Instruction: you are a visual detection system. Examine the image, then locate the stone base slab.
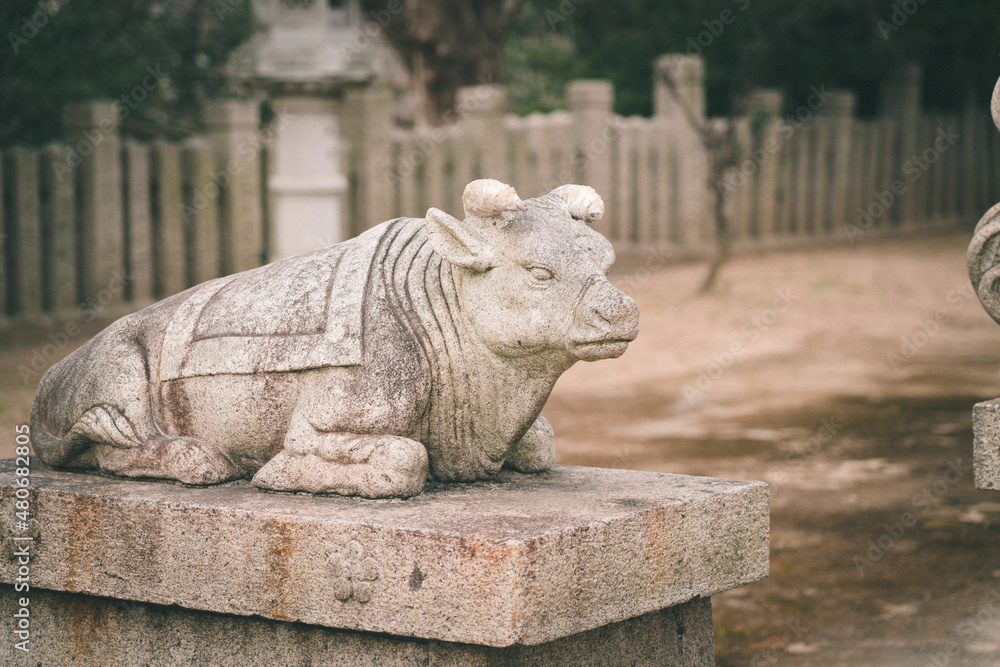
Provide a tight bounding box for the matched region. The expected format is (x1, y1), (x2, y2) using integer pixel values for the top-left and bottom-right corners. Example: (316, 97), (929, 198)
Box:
(0, 586), (713, 666)
(0, 461), (768, 648)
(973, 398), (1000, 490)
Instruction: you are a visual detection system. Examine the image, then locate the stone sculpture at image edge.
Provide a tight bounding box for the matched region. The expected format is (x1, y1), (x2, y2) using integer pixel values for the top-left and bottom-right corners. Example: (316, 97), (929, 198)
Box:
(30, 179), (639, 499)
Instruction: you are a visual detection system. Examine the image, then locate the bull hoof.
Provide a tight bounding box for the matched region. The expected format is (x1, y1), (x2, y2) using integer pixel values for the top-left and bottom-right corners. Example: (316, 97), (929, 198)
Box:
(253, 435), (429, 498)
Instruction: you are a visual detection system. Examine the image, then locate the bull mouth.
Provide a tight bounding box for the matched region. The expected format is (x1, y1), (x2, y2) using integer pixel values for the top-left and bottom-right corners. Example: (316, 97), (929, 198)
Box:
(570, 331), (637, 360)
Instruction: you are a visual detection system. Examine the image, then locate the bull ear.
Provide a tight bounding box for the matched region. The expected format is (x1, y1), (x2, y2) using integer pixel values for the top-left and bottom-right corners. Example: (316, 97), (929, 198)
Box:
(425, 208), (501, 272)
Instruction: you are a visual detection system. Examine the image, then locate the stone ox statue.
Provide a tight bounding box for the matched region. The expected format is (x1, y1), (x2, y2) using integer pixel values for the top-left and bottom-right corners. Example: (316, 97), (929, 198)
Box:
(31, 179), (639, 498)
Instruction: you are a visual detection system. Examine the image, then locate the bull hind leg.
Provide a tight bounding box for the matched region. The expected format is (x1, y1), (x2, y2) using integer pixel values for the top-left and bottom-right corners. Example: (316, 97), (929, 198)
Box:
(253, 430), (429, 499)
(93, 435), (243, 486)
(42, 403), (241, 485)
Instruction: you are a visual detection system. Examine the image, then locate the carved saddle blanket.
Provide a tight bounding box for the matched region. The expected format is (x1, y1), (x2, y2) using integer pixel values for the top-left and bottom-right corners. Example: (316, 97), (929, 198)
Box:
(159, 220), (402, 381)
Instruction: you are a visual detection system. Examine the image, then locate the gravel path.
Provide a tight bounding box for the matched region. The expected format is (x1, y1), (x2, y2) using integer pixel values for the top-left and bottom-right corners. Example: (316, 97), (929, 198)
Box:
(545, 231), (1000, 666)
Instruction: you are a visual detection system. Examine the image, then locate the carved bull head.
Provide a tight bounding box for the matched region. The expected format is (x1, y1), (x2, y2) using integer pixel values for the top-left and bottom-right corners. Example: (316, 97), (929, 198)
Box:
(424, 179), (639, 365)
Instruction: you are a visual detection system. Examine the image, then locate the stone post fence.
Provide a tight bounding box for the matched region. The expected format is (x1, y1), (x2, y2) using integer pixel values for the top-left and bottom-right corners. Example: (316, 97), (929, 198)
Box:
(0, 55), (997, 324)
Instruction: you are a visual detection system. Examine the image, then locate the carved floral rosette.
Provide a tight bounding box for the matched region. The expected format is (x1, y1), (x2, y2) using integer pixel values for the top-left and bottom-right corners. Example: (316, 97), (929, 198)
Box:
(967, 77), (1000, 324)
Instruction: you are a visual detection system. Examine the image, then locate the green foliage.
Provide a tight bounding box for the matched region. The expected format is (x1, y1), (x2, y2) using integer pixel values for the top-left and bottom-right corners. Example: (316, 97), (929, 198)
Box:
(503, 0), (1000, 118)
(502, 3), (581, 115)
(0, 0), (253, 146)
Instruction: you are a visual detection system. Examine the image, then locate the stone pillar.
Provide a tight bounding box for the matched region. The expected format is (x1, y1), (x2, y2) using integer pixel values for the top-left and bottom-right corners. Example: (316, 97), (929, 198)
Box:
(63, 102), (124, 304)
(5, 148), (42, 317)
(0, 462), (769, 665)
(265, 95), (348, 259)
(150, 141), (185, 297)
(880, 64), (922, 228)
(746, 90), (784, 241)
(122, 140), (154, 304)
(818, 92), (857, 236)
(457, 84), (508, 183)
(203, 100), (265, 271)
(654, 55), (711, 248)
(182, 137), (223, 285)
(342, 82), (394, 234)
(40, 144), (78, 313)
(567, 80), (615, 240)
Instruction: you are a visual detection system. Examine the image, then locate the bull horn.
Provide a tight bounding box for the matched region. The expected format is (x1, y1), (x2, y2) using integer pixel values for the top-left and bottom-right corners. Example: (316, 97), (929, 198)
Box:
(551, 184), (604, 224)
(463, 179), (523, 219)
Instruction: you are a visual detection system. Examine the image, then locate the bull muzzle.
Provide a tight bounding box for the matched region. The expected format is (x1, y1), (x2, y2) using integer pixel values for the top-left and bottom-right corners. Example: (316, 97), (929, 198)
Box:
(568, 278), (640, 361)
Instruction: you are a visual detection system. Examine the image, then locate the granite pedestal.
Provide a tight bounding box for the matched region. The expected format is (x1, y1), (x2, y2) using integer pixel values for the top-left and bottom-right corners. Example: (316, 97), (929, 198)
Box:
(0, 461), (768, 665)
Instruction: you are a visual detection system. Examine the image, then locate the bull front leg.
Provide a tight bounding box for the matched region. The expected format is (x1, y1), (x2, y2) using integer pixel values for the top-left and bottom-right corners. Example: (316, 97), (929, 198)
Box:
(503, 416), (555, 473)
(252, 416), (429, 498)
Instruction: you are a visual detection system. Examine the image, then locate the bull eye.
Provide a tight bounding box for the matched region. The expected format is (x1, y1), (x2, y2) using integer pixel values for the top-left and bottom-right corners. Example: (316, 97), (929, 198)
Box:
(528, 266), (555, 283)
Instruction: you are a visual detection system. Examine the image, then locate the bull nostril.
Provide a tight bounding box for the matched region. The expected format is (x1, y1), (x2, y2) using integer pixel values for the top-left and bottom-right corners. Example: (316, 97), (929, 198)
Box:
(591, 306), (613, 326)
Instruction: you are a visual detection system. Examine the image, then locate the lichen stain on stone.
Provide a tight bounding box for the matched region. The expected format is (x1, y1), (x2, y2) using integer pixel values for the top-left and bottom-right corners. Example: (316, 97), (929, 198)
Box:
(642, 508), (677, 595)
(66, 590), (114, 664)
(120, 503), (164, 586)
(161, 379), (194, 436)
(63, 495), (104, 593)
(408, 562), (424, 590)
(265, 517), (294, 621)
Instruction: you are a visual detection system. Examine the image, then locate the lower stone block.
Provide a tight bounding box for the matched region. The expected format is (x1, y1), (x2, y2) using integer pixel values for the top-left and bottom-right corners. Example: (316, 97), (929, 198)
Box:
(0, 586), (713, 666)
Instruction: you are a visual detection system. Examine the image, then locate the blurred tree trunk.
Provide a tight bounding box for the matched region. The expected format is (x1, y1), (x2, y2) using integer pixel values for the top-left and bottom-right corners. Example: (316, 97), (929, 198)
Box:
(359, 0), (523, 125)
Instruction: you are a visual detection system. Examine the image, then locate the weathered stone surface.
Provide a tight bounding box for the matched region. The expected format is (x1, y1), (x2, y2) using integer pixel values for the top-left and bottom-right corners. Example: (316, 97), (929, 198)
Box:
(973, 399), (1000, 490)
(0, 587), (713, 666)
(0, 461), (768, 647)
(29, 180), (639, 499)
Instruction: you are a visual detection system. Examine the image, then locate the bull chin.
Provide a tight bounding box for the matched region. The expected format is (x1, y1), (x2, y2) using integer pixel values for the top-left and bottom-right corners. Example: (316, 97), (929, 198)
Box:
(571, 339), (632, 361)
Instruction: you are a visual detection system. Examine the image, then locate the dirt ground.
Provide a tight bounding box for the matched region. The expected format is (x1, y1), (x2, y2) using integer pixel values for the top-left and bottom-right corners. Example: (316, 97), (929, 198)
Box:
(2, 231), (1000, 665)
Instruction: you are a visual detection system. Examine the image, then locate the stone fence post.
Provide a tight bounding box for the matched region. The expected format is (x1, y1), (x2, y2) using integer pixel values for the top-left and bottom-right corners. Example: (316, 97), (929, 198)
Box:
(457, 84), (508, 183)
(817, 91), (858, 236)
(204, 100), (265, 271)
(654, 55), (711, 248)
(746, 89), (784, 241)
(568, 80), (615, 240)
(342, 82), (394, 235)
(880, 64), (922, 229)
(63, 102), (124, 305)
